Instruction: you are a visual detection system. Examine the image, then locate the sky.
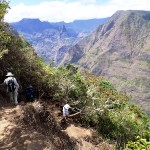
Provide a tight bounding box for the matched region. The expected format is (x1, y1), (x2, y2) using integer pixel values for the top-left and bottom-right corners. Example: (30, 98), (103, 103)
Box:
(4, 0), (150, 23)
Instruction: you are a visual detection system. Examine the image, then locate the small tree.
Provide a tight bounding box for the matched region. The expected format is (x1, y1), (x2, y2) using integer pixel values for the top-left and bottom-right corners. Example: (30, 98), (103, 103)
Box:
(0, 0), (9, 21)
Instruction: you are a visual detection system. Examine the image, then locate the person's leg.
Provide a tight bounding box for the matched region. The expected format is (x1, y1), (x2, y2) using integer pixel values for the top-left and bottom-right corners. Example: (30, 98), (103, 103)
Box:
(9, 92), (13, 102)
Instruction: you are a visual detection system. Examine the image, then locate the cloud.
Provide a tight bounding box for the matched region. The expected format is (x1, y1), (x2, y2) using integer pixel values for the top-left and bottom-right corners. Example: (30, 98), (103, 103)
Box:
(4, 0), (150, 23)
(79, 0), (97, 4)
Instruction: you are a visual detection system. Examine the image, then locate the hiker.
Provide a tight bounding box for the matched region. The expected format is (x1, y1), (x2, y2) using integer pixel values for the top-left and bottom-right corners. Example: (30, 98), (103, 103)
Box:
(62, 103), (81, 126)
(63, 104), (71, 118)
(25, 85), (35, 102)
(3, 72), (19, 105)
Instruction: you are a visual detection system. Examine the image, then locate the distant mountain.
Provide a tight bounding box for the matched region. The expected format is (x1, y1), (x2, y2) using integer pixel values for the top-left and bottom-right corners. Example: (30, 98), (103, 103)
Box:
(11, 18), (55, 33)
(11, 18), (108, 34)
(11, 18), (108, 64)
(61, 10), (150, 115)
(64, 18), (109, 32)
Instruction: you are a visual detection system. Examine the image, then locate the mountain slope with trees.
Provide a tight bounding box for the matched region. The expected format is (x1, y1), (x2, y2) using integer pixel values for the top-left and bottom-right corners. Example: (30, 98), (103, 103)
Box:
(0, 1), (150, 149)
(61, 10), (150, 116)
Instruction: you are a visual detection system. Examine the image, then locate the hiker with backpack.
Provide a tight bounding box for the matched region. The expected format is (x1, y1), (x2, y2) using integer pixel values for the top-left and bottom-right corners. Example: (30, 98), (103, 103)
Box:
(3, 72), (19, 105)
(25, 85), (35, 102)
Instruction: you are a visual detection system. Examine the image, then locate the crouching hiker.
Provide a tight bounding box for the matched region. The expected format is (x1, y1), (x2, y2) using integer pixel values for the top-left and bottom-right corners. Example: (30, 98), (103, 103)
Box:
(63, 104), (71, 118)
(62, 104), (81, 127)
(3, 72), (19, 105)
(61, 104), (72, 127)
(63, 104), (81, 118)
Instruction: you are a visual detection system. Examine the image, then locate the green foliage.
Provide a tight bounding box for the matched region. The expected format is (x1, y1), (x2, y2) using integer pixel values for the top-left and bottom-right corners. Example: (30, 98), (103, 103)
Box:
(0, 25), (11, 58)
(125, 136), (150, 150)
(50, 65), (88, 103)
(72, 72), (150, 147)
(99, 80), (117, 92)
(0, 0), (9, 21)
(0, 15), (55, 98)
(0, 10), (150, 150)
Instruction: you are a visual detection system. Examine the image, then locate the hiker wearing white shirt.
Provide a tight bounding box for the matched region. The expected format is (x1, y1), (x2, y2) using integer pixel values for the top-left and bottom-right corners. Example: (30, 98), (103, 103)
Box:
(63, 104), (71, 117)
(4, 72), (19, 105)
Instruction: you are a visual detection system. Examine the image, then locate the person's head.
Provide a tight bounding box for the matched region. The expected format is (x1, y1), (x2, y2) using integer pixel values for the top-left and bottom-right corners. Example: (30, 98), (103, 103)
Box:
(64, 104), (71, 110)
(6, 72), (14, 77)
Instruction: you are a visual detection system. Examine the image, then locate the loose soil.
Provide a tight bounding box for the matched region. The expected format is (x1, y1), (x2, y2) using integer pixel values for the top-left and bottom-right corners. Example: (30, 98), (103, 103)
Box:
(0, 102), (114, 150)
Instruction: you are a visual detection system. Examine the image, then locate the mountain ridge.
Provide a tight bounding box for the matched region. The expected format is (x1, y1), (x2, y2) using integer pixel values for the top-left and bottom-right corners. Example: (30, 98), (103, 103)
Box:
(1, 1), (150, 148)
(61, 10), (150, 115)
(11, 17), (108, 64)
(11, 18), (109, 33)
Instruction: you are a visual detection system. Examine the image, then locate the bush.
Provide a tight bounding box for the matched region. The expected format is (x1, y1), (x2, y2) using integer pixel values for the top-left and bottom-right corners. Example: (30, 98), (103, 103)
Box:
(125, 136), (150, 150)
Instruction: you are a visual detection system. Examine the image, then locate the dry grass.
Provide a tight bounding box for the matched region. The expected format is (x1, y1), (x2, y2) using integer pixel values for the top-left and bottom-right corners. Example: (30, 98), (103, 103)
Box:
(15, 101), (78, 150)
(0, 100), (115, 150)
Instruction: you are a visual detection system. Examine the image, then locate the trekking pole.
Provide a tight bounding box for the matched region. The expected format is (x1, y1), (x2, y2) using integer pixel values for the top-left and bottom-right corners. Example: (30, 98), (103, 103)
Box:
(68, 111), (81, 117)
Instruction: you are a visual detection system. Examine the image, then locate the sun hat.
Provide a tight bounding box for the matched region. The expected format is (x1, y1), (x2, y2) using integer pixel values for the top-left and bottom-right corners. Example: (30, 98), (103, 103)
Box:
(64, 104), (71, 109)
(6, 72), (14, 77)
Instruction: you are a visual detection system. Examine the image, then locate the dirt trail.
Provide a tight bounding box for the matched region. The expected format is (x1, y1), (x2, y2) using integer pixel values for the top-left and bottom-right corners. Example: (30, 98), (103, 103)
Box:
(0, 105), (56, 150)
(0, 103), (114, 150)
(64, 124), (98, 150)
(52, 105), (114, 150)
(0, 106), (17, 142)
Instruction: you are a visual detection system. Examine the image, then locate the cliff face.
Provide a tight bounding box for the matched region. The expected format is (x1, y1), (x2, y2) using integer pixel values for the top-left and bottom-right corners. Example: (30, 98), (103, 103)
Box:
(61, 10), (150, 115)
(11, 18), (108, 64)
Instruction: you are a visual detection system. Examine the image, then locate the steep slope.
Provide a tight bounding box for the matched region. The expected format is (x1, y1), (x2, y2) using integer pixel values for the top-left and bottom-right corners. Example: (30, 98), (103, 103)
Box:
(0, 102), (76, 150)
(1, 2), (150, 149)
(11, 19), (76, 64)
(61, 10), (150, 115)
(0, 17), (114, 150)
(11, 18), (108, 64)
(0, 101), (115, 150)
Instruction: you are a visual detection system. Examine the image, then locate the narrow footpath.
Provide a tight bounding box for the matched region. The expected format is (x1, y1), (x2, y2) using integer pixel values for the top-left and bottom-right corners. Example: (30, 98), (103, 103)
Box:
(0, 102), (114, 150)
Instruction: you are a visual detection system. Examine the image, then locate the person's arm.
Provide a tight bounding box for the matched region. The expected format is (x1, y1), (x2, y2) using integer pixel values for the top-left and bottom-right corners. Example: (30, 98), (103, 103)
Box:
(2, 78), (8, 86)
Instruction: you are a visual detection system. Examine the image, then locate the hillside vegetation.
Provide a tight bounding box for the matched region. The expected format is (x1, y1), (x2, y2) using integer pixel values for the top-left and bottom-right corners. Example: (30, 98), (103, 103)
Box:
(61, 10), (150, 116)
(0, 1), (150, 149)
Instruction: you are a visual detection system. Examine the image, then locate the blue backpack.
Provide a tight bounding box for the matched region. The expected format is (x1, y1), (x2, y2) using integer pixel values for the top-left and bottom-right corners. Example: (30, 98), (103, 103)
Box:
(26, 86), (35, 101)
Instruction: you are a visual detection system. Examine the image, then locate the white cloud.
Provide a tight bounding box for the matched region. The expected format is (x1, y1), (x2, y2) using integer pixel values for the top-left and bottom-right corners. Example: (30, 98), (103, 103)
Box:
(79, 0), (97, 4)
(4, 0), (150, 23)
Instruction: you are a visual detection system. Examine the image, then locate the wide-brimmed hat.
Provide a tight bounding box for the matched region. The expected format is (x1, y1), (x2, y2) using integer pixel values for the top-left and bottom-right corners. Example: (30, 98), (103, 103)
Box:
(6, 72), (14, 77)
(64, 104), (71, 109)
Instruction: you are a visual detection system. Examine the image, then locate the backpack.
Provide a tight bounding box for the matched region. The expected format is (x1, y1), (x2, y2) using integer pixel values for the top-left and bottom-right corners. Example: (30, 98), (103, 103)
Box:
(7, 78), (16, 92)
(26, 86), (35, 101)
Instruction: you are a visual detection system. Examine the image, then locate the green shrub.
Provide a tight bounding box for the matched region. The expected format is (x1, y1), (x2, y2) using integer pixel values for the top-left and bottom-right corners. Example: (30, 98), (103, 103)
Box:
(125, 136), (150, 150)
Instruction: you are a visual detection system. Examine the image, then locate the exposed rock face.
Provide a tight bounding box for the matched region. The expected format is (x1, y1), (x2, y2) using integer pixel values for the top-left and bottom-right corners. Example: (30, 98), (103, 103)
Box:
(11, 18), (108, 64)
(61, 10), (150, 115)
